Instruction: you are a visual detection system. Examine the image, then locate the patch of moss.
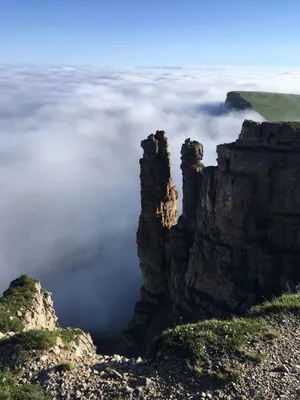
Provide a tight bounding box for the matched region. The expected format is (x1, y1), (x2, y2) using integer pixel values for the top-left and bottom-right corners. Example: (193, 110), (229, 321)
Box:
(0, 328), (84, 369)
(196, 161), (204, 169)
(9, 330), (58, 351)
(161, 318), (263, 362)
(215, 366), (243, 383)
(0, 275), (39, 333)
(4, 328), (84, 352)
(53, 361), (74, 373)
(59, 328), (83, 346)
(190, 140), (201, 146)
(0, 368), (51, 400)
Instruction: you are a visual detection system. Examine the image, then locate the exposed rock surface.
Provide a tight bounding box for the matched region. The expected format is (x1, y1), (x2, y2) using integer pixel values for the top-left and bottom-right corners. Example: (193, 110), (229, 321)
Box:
(137, 130), (178, 296)
(1, 276), (299, 399)
(0, 275), (58, 333)
(2, 117), (300, 399)
(185, 120), (300, 316)
(224, 91), (253, 111)
(125, 120), (300, 356)
(123, 131), (178, 356)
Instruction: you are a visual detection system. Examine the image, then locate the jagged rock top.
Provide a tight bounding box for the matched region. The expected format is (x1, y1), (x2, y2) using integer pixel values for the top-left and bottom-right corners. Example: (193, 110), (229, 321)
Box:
(0, 275), (58, 334)
(181, 138), (203, 170)
(236, 120), (300, 150)
(141, 130), (168, 157)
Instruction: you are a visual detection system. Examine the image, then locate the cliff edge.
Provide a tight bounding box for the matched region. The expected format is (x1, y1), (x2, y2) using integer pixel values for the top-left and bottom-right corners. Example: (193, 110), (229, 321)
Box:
(124, 120), (300, 357)
(224, 91), (253, 111)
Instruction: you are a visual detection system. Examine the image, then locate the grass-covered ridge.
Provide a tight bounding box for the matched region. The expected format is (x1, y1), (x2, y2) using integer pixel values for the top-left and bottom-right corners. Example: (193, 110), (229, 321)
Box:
(250, 293), (300, 316)
(230, 91), (300, 121)
(0, 275), (39, 333)
(155, 293), (300, 382)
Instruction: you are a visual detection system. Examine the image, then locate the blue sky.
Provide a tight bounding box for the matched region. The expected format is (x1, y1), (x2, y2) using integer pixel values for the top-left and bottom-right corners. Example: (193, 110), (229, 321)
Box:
(0, 0), (299, 67)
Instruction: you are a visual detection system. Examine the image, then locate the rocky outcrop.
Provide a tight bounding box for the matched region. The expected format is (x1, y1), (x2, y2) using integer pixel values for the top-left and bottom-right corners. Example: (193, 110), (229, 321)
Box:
(0, 275), (95, 357)
(122, 132), (178, 356)
(125, 120), (300, 356)
(0, 275), (58, 333)
(183, 120), (300, 318)
(0, 276), (163, 400)
(137, 131), (178, 296)
(224, 91), (253, 111)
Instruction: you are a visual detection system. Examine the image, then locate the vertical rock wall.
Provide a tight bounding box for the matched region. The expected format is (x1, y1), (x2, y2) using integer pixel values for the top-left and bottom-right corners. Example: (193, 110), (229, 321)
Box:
(137, 131), (178, 296)
(124, 120), (300, 356)
(123, 131), (178, 356)
(185, 120), (300, 314)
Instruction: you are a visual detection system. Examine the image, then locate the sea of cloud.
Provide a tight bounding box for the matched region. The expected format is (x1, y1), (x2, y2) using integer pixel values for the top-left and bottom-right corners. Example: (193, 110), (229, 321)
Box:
(0, 65), (300, 339)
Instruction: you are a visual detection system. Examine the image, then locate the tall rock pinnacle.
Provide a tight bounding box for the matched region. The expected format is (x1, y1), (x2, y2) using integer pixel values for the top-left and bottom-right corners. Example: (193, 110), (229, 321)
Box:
(137, 131), (178, 296)
(181, 138), (204, 241)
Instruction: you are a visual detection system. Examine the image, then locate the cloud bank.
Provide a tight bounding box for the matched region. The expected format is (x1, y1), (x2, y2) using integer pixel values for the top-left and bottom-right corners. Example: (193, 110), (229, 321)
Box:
(0, 65), (299, 339)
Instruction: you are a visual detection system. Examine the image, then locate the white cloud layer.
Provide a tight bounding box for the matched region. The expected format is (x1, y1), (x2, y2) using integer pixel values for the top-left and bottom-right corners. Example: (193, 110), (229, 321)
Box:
(0, 65), (300, 338)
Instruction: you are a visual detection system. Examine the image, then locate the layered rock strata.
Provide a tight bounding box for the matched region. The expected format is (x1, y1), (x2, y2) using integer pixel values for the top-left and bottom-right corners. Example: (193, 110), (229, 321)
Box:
(125, 120), (300, 356)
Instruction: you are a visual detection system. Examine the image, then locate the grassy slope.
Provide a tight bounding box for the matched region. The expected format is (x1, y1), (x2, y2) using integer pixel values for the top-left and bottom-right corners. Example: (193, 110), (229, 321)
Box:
(234, 91), (300, 121)
(155, 293), (300, 382)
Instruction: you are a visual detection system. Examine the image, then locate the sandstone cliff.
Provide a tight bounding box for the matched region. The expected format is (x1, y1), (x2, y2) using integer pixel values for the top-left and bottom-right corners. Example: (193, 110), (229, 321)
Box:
(124, 121), (300, 356)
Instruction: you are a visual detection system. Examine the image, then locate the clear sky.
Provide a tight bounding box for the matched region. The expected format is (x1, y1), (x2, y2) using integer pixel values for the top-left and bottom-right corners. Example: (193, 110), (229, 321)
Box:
(0, 0), (299, 67)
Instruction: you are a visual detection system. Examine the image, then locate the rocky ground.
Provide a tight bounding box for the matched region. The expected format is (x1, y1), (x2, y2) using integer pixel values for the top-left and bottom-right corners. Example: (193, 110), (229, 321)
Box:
(0, 312), (296, 400)
(0, 276), (299, 400)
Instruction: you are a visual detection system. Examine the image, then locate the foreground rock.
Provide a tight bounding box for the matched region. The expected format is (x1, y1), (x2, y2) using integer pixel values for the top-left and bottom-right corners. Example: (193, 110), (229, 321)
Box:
(0, 275), (58, 334)
(0, 276), (299, 399)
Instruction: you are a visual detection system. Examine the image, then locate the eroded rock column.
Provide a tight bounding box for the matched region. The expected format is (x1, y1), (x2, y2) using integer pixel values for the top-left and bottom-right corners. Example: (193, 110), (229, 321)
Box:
(137, 131), (178, 295)
(167, 139), (204, 317)
(181, 138), (204, 240)
(122, 131), (178, 356)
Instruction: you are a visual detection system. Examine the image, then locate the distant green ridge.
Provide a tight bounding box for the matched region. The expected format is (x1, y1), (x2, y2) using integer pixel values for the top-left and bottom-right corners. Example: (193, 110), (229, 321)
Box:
(225, 91), (300, 121)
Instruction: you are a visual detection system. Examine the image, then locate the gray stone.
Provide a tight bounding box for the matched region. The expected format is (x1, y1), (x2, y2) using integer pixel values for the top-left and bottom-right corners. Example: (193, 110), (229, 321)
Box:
(126, 120), (300, 353)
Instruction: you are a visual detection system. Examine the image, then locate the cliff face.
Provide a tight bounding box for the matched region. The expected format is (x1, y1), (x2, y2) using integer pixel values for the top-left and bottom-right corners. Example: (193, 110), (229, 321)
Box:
(137, 131), (178, 297)
(224, 91), (253, 111)
(124, 121), (300, 356)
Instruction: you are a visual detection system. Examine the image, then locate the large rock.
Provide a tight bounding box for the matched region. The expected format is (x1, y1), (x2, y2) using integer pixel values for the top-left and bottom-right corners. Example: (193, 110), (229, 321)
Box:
(137, 130), (178, 296)
(0, 275), (97, 364)
(126, 120), (300, 355)
(185, 120), (300, 315)
(122, 131), (178, 356)
(0, 275), (58, 333)
(224, 91), (253, 111)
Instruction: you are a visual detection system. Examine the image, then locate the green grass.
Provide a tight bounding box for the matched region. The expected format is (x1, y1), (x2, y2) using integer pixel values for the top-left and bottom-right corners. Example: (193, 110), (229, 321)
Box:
(1, 328), (84, 351)
(59, 328), (83, 346)
(161, 318), (264, 362)
(156, 293), (300, 382)
(249, 293), (300, 316)
(53, 361), (74, 373)
(0, 275), (39, 333)
(8, 330), (58, 351)
(158, 317), (268, 382)
(0, 328), (84, 368)
(0, 368), (51, 400)
(232, 91), (300, 121)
